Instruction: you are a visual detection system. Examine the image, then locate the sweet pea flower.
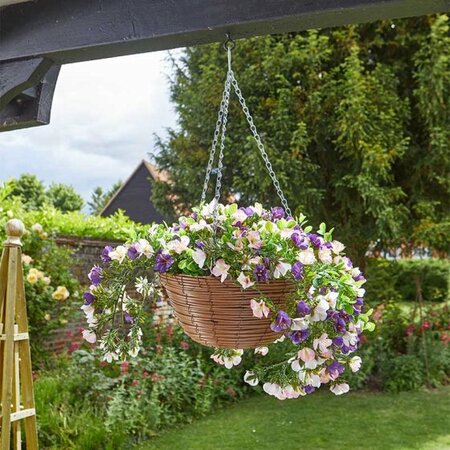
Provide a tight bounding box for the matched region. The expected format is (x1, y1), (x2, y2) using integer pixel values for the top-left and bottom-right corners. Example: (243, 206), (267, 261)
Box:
(109, 246), (128, 264)
(287, 329), (310, 345)
(270, 310), (291, 332)
(330, 383), (350, 395)
(291, 317), (309, 331)
(83, 291), (95, 305)
(349, 356), (362, 372)
(247, 230), (263, 249)
(227, 238), (244, 251)
(312, 298), (330, 322)
(154, 252), (174, 273)
(298, 347), (315, 363)
(271, 207), (285, 220)
(233, 208), (248, 224)
(190, 219), (209, 232)
(250, 299), (270, 318)
(136, 239), (154, 257)
(82, 329), (96, 344)
(291, 261), (304, 280)
(223, 350), (243, 369)
(273, 261), (291, 279)
(212, 259), (230, 282)
(296, 300), (310, 317)
(237, 271), (255, 289)
(291, 233), (309, 250)
(318, 248), (333, 264)
(326, 361), (345, 379)
(297, 248), (316, 265)
(306, 373), (322, 388)
(167, 235), (190, 254)
(342, 331), (358, 347)
(244, 371), (259, 386)
(88, 265), (102, 286)
(254, 264), (268, 282)
(313, 333), (333, 354)
(192, 248), (207, 268)
(331, 240), (345, 254)
(324, 291), (339, 309)
(254, 346), (269, 356)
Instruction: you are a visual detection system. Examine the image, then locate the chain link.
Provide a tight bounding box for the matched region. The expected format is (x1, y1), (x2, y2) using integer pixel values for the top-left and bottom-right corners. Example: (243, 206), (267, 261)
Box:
(201, 41), (292, 218)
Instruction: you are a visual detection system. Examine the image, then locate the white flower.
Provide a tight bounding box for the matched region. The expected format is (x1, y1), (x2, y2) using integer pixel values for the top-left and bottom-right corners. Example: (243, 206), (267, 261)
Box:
(192, 249), (207, 268)
(81, 304), (95, 318)
(201, 200), (218, 217)
(280, 228), (296, 239)
(190, 219), (209, 232)
(306, 373), (322, 388)
(247, 230), (262, 249)
(224, 351), (243, 369)
(274, 335), (286, 344)
(330, 383), (350, 395)
(298, 347), (316, 363)
(82, 329), (96, 344)
(331, 240), (345, 254)
(233, 209), (248, 224)
(103, 351), (120, 364)
(250, 299), (270, 318)
(263, 382), (282, 398)
(31, 223), (43, 233)
(167, 235), (190, 254)
(21, 254), (33, 265)
(273, 261), (292, 279)
(137, 239), (154, 257)
(357, 288), (366, 297)
(237, 272), (255, 289)
(211, 259), (230, 282)
(324, 291), (339, 309)
(297, 248), (316, 265)
(291, 359), (303, 373)
(318, 248), (333, 264)
(244, 371), (259, 386)
(313, 333), (332, 354)
(109, 245), (128, 263)
(343, 331), (358, 347)
(252, 203), (264, 216)
(349, 356), (362, 372)
(291, 317), (309, 331)
(254, 346), (268, 356)
(128, 346), (140, 358)
(312, 298), (330, 322)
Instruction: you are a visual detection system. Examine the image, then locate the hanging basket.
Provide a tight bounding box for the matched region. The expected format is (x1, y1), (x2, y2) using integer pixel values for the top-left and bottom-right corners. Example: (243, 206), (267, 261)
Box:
(159, 273), (294, 348)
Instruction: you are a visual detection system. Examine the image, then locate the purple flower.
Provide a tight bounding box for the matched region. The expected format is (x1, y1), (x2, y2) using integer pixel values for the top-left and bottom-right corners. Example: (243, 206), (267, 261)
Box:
(308, 233), (322, 248)
(195, 240), (205, 249)
(254, 264), (268, 282)
(304, 385), (315, 394)
(190, 212), (198, 220)
(127, 244), (140, 260)
(291, 261), (304, 280)
(342, 257), (353, 268)
(332, 336), (344, 347)
(88, 266), (102, 286)
(291, 233), (309, 250)
(83, 291), (95, 305)
(240, 207), (254, 217)
(287, 329), (310, 345)
(270, 310), (291, 333)
(326, 361), (345, 378)
(296, 300), (311, 317)
(353, 273), (365, 282)
(271, 207), (285, 220)
(101, 246), (113, 263)
(124, 313), (134, 324)
(154, 251), (174, 273)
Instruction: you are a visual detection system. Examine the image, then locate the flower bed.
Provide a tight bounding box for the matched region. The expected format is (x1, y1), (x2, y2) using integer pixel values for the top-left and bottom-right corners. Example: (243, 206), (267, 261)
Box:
(83, 202), (374, 399)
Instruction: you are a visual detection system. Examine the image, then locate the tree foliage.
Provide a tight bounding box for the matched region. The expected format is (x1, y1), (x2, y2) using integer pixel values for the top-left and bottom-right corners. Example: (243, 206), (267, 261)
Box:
(151, 15), (450, 264)
(88, 180), (122, 215)
(46, 183), (84, 212)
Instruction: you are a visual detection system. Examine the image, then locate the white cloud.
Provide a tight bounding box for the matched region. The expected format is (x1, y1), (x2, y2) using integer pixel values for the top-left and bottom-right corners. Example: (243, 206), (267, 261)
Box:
(0, 50), (178, 200)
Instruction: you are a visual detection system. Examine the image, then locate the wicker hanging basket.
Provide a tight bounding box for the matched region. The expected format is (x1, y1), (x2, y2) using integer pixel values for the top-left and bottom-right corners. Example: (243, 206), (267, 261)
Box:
(159, 273), (294, 349)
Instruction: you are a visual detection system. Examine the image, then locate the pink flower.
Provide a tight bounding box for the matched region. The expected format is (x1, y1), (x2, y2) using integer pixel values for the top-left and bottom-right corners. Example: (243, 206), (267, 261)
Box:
(237, 272), (255, 289)
(211, 259), (230, 282)
(250, 299), (270, 318)
(82, 329), (96, 344)
(298, 347), (315, 363)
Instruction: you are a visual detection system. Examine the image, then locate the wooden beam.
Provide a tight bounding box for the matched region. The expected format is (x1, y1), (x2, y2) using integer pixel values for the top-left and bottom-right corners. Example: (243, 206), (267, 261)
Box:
(0, 64), (60, 132)
(1, 0), (449, 64)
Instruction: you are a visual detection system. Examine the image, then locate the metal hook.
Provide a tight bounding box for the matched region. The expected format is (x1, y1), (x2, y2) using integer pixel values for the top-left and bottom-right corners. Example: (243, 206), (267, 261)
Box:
(223, 33), (236, 51)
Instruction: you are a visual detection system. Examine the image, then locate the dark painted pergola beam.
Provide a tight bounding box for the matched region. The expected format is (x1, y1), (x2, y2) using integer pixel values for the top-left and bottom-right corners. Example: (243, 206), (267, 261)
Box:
(0, 0), (449, 132)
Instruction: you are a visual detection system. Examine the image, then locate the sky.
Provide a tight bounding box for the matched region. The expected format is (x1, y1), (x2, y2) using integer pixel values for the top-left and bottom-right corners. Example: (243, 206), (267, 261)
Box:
(0, 51), (178, 202)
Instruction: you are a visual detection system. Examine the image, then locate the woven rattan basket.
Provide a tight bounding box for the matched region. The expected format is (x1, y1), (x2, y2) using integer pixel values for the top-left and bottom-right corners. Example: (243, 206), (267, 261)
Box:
(159, 273), (294, 349)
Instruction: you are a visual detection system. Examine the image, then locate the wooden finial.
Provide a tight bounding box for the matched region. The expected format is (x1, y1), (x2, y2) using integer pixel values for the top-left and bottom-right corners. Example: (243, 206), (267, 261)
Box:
(4, 219), (25, 246)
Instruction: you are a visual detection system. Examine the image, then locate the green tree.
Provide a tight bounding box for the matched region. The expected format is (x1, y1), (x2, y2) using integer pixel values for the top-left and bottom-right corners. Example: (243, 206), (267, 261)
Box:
(88, 180), (122, 215)
(151, 15), (450, 265)
(46, 183), (84, 212)
(10, 174), (46, 210)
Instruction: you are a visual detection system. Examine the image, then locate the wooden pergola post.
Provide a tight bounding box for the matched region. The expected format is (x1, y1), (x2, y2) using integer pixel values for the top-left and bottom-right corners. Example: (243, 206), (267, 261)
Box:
(0, 219), (38, 450)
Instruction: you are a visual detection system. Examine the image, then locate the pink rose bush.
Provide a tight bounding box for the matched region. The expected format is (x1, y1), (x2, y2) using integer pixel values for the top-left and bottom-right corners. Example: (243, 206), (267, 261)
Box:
(82, 202), (374, 399)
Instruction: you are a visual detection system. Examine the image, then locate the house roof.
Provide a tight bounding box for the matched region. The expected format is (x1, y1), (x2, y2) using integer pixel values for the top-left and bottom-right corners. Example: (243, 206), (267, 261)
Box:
(100, 160), (166, 223)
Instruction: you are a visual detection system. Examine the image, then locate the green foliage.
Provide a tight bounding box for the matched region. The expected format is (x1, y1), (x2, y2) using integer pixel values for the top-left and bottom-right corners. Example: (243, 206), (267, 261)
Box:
(381, 354), (425, 393)
(365, 258), (450, 304)
(10, 173), (47, 210)
(88, 180), (122, 215)
(46, 183), (84, 212)
(151, 15), (450, 264)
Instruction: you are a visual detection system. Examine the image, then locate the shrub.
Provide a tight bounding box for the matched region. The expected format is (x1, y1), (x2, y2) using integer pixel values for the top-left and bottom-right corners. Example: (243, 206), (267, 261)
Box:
(381, 354), (425, 393)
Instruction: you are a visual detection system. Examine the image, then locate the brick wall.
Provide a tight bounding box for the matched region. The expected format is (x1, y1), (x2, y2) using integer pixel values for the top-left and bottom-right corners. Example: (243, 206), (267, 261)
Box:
(47, 236), (121, 353)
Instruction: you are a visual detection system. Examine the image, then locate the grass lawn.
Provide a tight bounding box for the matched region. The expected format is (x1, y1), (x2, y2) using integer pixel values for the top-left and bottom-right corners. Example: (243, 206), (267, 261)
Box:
(139, 387), (450, 450)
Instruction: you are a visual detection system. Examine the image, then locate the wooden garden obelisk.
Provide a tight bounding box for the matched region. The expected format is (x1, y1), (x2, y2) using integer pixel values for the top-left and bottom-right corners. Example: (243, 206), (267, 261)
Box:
(0, 220), (38, 450)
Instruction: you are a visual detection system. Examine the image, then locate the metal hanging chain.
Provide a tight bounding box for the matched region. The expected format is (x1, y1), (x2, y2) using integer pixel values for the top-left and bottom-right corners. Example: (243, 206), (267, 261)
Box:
(201, 34), (292, 218)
